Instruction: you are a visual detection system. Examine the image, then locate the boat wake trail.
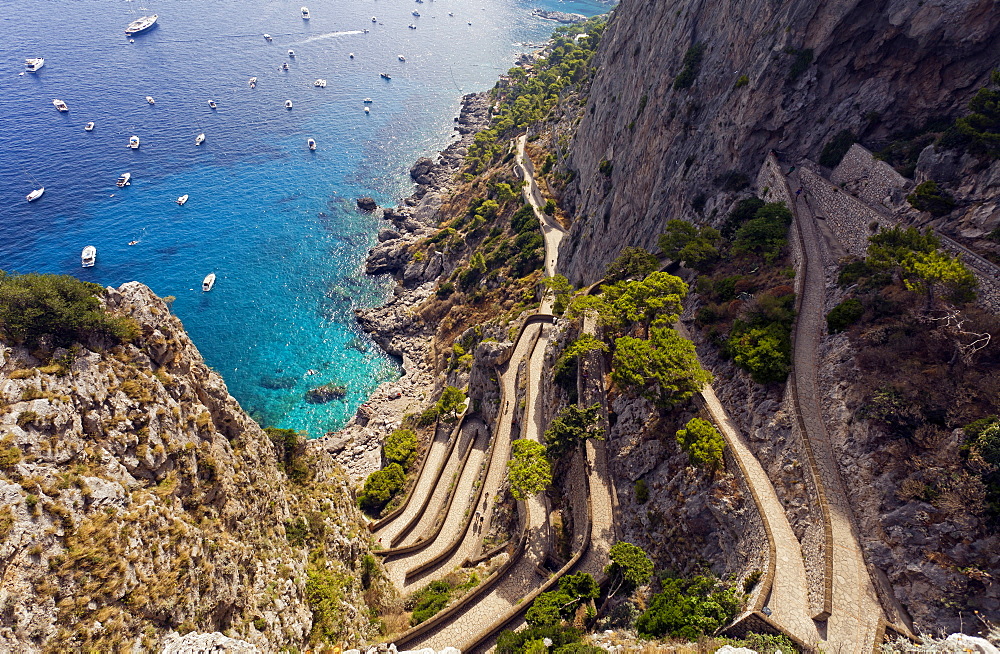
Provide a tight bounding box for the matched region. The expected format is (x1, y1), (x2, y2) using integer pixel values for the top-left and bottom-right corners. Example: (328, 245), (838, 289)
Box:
(294, 30), (364, 44)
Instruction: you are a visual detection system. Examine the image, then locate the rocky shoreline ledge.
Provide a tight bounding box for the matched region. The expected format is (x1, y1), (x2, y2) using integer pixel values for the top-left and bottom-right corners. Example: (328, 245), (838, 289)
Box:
(310, 92), (492, 482)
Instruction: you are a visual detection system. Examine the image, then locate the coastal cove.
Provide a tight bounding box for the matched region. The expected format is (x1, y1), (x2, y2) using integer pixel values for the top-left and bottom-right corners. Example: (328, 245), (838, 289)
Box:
(0, 0), (609, 436)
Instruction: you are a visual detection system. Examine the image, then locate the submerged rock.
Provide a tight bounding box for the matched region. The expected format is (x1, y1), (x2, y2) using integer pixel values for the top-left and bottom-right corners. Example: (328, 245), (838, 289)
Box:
(356, 197), (378, 211)
(305, 382), (348, 403)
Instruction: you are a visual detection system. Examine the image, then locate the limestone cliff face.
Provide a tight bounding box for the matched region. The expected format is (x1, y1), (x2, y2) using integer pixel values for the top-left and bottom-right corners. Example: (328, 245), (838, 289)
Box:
(559, 0), (1000, 284)
(0, 283), (376, 652)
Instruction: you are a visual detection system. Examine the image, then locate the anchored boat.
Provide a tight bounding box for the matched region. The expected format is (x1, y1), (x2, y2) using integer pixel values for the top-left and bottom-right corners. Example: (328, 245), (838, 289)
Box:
(116, 172), (131, 188)
(128, 135), (140, 149)
(26, 187), (44, 202)
(81, 246), (96, 268)
(24, 58), (44, 72)
(125, 14), (158, 36)
(202, 273), (216, 292)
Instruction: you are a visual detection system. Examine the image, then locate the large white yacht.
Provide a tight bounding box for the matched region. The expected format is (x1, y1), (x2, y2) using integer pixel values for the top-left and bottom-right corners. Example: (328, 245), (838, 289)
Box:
(52, 99), (68, 112)
(81, 246), (97, 268)
(128, 135), (140, 149)
(24, 58), (44, 72)
(124, 14), (158, 36)
(116, 172), (131, 187)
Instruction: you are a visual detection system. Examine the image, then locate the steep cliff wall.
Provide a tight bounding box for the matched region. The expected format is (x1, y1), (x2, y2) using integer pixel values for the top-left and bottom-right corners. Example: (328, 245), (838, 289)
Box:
(0, 283), (379, 652)
(559, 0), (1000, 284)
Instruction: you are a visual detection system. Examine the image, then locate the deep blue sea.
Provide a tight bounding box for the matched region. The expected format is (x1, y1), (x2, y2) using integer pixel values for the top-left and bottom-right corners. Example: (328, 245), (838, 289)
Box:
(0, 0), (607, 435)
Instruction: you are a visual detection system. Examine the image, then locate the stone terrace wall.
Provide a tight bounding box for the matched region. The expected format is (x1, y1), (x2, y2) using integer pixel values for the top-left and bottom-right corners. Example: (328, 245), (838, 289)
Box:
(831, 144), (911, 209)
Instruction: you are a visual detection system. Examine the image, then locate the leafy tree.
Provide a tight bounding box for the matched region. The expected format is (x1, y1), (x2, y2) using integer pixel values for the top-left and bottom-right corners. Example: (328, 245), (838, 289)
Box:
(436, 386), (467, 422)
(732, 202), (793, 263)
(611, 327), (712, 407)
(604, 272), (689, 337)
(907, 180), (955, 216)
(544, 199), (557, 216)
(678, 235), (721, 272)
(658, 220), (699, 259)
(940, 75), (1000, 159)
(605, 541), (653, 599)
(544, 403), (604, 457)
(507, 439), (552, 500)
(511, 204), (538, 235)
(0, 271), (140, 348)
(635, 576), (743, 640)
(604, 246), (658, 283)
(826, 298), (864, 333)
(902, 249), (977, 309)
(384, 428), (418, 470)
(727, 322), (791, 384)
(657, 220), (721, 272)
(525, 573), (600, 628)
(358, 463), (406, 515)
(867, 226), (939, 272)
(496, 625), (585, 654)
(675, 418), (726, 471)
(721, 197), (765, 239)
(543, 275), (575, 315)
(410, 580), (452, 625)
(552, 334), (608, 399)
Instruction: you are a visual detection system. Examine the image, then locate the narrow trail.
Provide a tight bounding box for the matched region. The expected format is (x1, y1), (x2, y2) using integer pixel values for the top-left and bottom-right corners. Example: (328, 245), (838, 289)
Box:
(788, 169), (886, 651)
(516, 134), (566, 281)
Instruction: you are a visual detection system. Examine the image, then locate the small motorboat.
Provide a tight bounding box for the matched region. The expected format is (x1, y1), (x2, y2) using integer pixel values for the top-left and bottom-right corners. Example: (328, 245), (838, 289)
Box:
(116, 172), (131, 187)
(128, 240), (139, 246)
(398, 54), (405, 61)
(25, 58), (44, 72)
(249, 76), (258, 88)
(177, 194), (189, 205)
(284, 99), (293, 109)
(301, 6), (310, 19)
(371, 16), (377, 22)
(263, 33), (273, 42)
(380, 72), (391, 79)
(364, 106), (370, 114)
(208, 100), (217, 109)
(314, 78), (327, 87)
(128, 135), (140, 149)
(349, 52), (355, 59)
(145, 96), (155, 105)
(288, 49), (295, 58)
(52, 99), (68, 112)
(85, 122), (95, 131)
(281, 62), (289, 71)
(26, 187), (44, 202)
(412, 10), (420, 16)
(408, 24), (417, 29)
(195, 133), (206, 145)
(363, 97), (373, 104)
(448, 11), (454, 16)
(202, 273), (216, 292)
(307, 138), (316, 150)
(81, 246), (96, 268)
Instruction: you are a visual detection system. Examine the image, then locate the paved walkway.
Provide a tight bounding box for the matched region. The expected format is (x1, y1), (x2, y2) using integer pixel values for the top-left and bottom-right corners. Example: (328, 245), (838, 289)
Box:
(789, 171), (885, 652)
(375, 429), (454, 546)
(516, 135), (566, 280)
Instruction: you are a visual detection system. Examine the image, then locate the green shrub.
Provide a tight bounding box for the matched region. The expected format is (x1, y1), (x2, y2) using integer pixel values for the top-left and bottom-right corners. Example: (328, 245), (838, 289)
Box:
(507, 439), (552, 500)
(510, 204), (537, 235)
(732, 202), (793, 263)
(675, 418), (726, 471)
(819, 130), (856, 168)
(497, 626), (584, 654)
(727, 321), (792, 384)
(826, 298), (864, 333)
(358, 463), (406, 515)
(543, 403), (603, 458)
(543, 199), (556, 216)
(673, 42), (705, 90)
(410, 580), (452, 625)
(734, 74), (749, 88)
(305, 567), (351, 643)
(907, 180), (955, 216)
(15, 411), (38, 428)
(634, 478), (649, 504)
(939, 78), (1000, 160)
(604, 247), (658, 283)
(635, 575), (743, 640)
(837, 260), (874, 287)
(384, 428), (418, 470)
(265, 427), (309, 482)
(743, 569), (763, 593)
(598, 159), (613, 177)
(786, 48), (814, 81)
(721, 197), (765, 239)
(0, 271), (139, 348)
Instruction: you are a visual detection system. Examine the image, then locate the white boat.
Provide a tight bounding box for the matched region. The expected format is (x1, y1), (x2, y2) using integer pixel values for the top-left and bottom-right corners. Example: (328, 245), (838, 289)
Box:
(202, 273), (216, 292)
(363, 97), (373, 103)
(85, 121), (95, 131)
(26, 187), (44, 202)
(281, 62), (289, 71)
(301, 6), (310, 18)
(364, 106), (370, 114)
(177, 194), (189, 205)
(263, 33), (273, 42)
(128, 135), (140, 149)
(372, 16), (377, 22)
(195, 133), (206, 145)
(124, 14), (157, 36)
(52, 99), (68, 112)
(24, 58), (44, 72)
(288, 49), (295, 58)
(398, 54), (405, 61)
(314, 78), (327, 87)
(408, 24), (417, 29)
(412, 10), (420, 16)
(307, 138), (316, 150)
(349, 52), (355, 59)
(208, 100), (217, 109)
(249, 76), (257, 88)
(145, 96), (155, 105)
(116, 172), (131, 187)
(81, 246), (96, 268)
(380, 72), (391, 79)
(284, 99), (293, 109)
(448, 11), (454, 16)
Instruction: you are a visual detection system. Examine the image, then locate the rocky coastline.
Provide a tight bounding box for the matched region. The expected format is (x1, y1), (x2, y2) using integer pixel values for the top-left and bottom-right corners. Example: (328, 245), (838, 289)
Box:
(531, 9), (587, 23)
(310, 91), (492, 482)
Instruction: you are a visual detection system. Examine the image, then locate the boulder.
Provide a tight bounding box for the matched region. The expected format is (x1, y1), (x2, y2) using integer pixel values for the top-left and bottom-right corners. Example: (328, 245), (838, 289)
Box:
(357, 197), (378, 211)
(409, 157), (434, 181)
(305, 383), (348, 404)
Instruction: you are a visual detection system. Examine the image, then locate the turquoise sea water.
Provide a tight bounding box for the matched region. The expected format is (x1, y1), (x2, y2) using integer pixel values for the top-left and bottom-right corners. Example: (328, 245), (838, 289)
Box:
(0, 0), (607, 435)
